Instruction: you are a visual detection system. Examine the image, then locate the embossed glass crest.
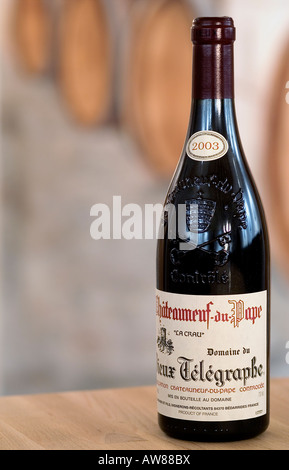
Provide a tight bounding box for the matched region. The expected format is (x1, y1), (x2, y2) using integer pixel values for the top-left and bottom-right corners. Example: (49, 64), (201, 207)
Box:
(186, 191), (216, 233)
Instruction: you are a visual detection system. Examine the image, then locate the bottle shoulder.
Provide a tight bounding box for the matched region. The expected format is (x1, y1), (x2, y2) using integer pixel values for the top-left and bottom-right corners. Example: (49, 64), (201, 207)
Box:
(166, 149), (266, 232)
(157, 148), (269, 295)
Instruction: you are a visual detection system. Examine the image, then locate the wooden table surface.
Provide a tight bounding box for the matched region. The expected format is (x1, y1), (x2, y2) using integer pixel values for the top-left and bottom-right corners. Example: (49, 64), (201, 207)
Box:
(0, 378), (288, 450)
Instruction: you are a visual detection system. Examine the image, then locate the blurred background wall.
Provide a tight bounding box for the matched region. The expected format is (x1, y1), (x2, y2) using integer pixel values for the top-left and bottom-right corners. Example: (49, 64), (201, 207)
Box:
(1, 0), (289, 396)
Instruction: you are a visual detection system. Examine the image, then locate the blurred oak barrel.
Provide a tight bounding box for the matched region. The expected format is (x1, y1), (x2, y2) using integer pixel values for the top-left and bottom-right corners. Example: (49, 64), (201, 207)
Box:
(124, 0), (194, 176)
(13, 0), (52, 74)
(58, 0), (112, 126)
(267, 40), (289, 275)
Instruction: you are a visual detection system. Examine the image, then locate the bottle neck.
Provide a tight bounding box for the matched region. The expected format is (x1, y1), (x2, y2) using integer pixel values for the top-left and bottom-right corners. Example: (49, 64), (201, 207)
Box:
(188, 99), (240, 148)
(189, 42), (237, 140)
(192, 43), (234, 99)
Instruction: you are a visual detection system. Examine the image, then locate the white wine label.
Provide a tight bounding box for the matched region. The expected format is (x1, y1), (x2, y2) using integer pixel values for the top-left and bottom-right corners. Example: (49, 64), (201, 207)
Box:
(156, 289), (267, 422)
(186, 131), (229, 161)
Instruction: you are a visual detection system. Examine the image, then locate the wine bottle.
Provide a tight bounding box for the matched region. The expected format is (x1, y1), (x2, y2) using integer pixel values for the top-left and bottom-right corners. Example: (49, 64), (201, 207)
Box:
(156, 17), (270, 441)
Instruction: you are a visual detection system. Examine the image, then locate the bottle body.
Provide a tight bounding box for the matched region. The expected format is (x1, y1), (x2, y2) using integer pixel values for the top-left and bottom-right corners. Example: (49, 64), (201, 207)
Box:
(156, 98), (270, 441)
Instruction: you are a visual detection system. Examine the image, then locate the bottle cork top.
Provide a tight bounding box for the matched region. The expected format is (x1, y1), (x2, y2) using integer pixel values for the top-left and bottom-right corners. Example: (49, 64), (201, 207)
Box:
(191, 17), (236, 44)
